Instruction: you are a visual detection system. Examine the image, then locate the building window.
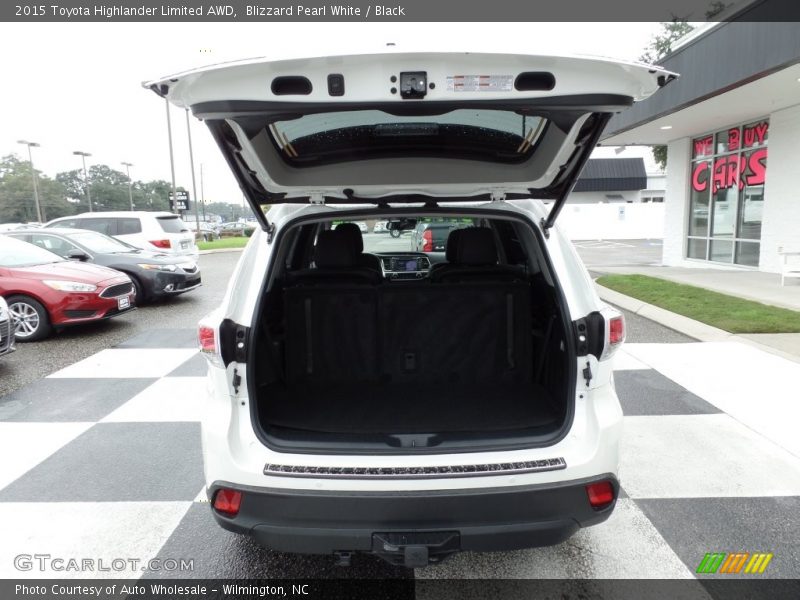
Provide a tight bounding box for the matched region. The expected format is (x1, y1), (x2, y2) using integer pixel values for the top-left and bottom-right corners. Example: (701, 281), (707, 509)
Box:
(687, 119), (768, 266)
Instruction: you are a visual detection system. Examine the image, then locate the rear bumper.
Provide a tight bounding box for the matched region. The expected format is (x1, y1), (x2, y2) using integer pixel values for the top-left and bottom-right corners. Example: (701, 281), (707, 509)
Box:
(208, 475), (618, 557)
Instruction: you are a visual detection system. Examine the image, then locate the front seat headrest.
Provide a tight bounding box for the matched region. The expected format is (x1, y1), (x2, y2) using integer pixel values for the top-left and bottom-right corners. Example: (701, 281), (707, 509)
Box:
(335, 222), (364, 253)
(445, 228), (464, 262)
(455, 227), (498, 266)
(314, 230), (356, 268)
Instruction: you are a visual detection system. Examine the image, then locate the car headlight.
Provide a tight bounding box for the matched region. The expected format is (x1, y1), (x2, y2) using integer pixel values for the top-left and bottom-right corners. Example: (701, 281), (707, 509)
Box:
(43, 280), (98, 292)
(177, 262), (196, 271)
(137, 263), (178, 272)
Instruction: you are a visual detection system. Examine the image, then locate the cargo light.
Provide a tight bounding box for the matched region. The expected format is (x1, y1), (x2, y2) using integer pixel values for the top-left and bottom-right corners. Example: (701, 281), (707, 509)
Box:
(213, 488), (242, 516)
(585, 481), (615, 509)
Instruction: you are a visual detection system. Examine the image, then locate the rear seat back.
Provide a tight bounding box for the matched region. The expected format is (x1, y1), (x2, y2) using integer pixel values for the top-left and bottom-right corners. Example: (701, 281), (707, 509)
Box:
(284, 279), (531, 387)
(380, 282), (531, 385)
(284, 285), (378, 384)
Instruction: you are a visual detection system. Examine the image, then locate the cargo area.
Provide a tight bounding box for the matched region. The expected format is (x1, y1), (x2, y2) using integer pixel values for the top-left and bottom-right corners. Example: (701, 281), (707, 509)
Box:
(248, 217), (575, 453)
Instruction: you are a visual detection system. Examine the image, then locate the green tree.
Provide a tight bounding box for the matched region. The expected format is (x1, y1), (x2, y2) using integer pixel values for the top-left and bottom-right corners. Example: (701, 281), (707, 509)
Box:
(0, 154), (74, 223)
(640, 20), (695, 170)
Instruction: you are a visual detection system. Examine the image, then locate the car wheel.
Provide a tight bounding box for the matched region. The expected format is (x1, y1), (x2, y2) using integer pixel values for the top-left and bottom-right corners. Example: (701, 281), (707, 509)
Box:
(390, 229), (401, 238)
(129, 276), (146, 305)
(7, 295), (52, 342)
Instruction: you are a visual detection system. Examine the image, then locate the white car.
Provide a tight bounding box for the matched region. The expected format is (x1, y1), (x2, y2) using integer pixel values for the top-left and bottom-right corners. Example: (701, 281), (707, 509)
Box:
(150, 51), (671, 567)
(44, 211), (199, 260)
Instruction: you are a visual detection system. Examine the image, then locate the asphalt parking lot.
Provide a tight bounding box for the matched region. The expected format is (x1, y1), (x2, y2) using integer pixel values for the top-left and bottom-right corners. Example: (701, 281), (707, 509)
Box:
(0, 252), (232, 397)
(1, 242), (798, 583)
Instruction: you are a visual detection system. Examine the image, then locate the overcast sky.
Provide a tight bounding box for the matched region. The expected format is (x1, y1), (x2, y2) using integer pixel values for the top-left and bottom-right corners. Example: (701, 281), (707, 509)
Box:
(0, 22), (666, 206)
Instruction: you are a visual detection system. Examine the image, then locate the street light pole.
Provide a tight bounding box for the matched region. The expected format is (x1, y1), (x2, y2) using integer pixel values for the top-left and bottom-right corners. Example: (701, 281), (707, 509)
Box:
(165, 97), (179, 215)
(200, 163), (206, 220)
(73, 150), (92, 212)
(185, 108), (201, 235)
(17, 140), (43, 223)
(121, 162), (134, 210)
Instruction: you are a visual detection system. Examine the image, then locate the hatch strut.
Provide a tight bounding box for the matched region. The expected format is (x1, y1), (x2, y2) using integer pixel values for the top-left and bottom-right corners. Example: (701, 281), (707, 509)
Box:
(541, 113), (613, 237)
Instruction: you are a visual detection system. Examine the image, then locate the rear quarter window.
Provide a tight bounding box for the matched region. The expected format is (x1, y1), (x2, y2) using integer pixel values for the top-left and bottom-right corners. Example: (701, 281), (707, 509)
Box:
(157, 216), (189, 233)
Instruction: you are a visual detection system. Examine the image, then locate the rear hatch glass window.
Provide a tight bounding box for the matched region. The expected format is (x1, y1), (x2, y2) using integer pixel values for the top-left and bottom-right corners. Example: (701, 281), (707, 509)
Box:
(157, 216), (189, 233)
(269, 109), (547, 166)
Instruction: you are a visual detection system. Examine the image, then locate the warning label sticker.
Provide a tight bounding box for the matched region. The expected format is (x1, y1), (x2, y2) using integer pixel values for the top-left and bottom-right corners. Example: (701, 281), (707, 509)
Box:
(447, 75), (514, 92)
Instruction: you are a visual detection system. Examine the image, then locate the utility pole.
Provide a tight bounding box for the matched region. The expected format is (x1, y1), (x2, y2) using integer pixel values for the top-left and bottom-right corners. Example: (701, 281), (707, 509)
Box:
(73, 150), (93, 212)
(17, 140), (43, 223)
(121, 162), (134, 210)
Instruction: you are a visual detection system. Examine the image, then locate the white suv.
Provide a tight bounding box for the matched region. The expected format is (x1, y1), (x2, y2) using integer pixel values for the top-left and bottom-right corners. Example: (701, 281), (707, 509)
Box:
(150, 51), (672, 567)
(45, 211), (199, 260)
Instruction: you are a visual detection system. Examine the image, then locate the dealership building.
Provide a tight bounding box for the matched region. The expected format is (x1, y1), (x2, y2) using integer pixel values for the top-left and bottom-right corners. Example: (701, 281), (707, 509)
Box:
(602, 15), (800, 273)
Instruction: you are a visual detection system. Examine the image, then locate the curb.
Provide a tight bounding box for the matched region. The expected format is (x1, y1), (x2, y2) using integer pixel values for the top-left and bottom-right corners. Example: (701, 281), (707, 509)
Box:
(594, 282), (800, 365)
(198, 248), (246, 255)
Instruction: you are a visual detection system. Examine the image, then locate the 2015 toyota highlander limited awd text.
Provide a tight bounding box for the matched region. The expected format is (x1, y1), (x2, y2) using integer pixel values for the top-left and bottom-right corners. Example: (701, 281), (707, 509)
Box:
(146, 51), (673, 567)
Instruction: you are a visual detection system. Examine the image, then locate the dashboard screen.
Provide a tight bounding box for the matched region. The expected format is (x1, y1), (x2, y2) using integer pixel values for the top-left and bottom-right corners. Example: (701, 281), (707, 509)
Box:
(389, 256), (428, 272)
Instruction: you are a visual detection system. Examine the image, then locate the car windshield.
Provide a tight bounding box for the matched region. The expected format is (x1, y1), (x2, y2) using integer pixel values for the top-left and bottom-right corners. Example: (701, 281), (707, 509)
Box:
(269, 109), (547, 166)
(0, 236), (65, 267)
(68, 231), (137, 254)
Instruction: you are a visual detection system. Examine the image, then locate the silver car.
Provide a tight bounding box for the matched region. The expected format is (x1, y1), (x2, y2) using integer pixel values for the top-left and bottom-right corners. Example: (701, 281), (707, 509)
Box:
(0, 296), (16, 358)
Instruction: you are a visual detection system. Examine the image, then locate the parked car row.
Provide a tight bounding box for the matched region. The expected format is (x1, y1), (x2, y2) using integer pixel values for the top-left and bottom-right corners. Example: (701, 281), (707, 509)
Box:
(0, 212), (204, 343)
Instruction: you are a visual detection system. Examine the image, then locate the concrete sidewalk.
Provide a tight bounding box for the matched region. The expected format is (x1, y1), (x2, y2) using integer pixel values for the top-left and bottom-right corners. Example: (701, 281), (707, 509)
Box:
(592, 266), (800, 364)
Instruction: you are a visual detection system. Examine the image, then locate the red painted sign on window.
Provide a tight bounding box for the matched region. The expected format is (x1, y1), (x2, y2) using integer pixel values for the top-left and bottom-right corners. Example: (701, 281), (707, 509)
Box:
(691, 148), (768, 193)
(693, 135), (713, 158)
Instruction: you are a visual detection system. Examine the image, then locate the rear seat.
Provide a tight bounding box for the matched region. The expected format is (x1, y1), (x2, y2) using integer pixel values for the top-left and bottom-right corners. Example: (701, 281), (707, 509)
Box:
(430, 227), (525, 283)
(284, 225), (531, 386)
(284, 229), (380, 383)
(379, 282), (531, 385)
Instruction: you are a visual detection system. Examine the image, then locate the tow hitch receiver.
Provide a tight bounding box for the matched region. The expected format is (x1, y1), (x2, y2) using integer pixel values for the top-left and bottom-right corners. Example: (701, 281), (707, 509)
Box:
(372, 532), (460, 567)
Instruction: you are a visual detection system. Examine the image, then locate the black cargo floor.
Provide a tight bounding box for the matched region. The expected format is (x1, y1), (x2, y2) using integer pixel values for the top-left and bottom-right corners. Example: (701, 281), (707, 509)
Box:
(259, 382), (560, 434)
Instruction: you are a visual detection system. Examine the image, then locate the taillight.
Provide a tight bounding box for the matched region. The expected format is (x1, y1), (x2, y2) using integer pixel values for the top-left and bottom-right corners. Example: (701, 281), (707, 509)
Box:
(609, 316), (625, 346)
(601, 311), (625, 360)
(150, 239), (172, 249)
(213, 488), (242, 516)
(422, 229), (433, 252)
(198, 326), (216, 353)
(586, 481), (615, 510)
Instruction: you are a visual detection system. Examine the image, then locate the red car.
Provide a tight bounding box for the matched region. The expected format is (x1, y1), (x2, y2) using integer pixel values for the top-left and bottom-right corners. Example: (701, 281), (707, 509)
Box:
(0, 235), (135, 341)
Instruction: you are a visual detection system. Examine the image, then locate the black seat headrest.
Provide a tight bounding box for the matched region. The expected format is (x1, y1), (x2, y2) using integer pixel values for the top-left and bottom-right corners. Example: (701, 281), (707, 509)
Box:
(314, 230), (356, 268)
(455, 227), (498, 266)
(445, 228), (463, 262)
(335, 222), (364, 253)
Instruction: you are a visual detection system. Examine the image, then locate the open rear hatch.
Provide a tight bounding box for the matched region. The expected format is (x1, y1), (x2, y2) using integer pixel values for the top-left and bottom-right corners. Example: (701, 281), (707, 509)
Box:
(145, 51), (674, 232)
(148, 52), (671, 454)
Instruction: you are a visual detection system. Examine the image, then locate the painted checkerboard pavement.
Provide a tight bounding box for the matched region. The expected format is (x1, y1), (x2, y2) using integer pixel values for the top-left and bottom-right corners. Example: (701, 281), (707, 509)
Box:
(1, 325), (799, 580)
